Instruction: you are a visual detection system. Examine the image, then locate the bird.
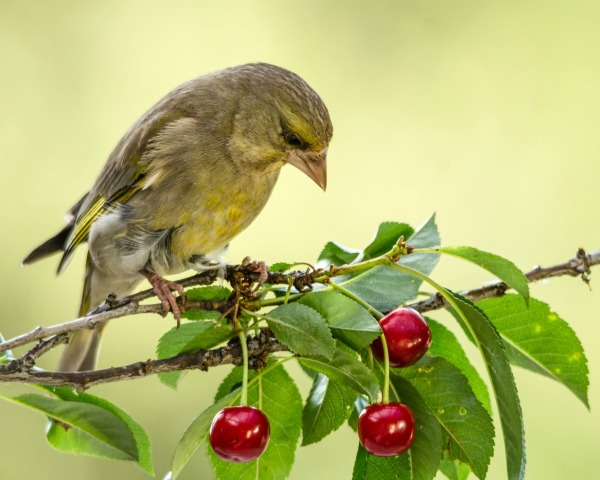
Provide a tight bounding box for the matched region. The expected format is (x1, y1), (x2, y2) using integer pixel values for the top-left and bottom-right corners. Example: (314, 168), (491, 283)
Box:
(22, 62), (333, 373)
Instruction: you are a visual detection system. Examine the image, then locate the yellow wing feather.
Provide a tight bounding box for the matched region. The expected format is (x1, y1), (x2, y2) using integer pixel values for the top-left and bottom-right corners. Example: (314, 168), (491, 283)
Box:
(58, 181), (145, 273)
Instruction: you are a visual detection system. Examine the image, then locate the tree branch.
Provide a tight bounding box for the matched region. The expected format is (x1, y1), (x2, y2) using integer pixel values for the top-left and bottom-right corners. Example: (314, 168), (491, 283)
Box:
(412, 247), (597, 313)
(0, 248), (597, 389)
(0, 330), (287, 389)
(0, 264), (311, 354)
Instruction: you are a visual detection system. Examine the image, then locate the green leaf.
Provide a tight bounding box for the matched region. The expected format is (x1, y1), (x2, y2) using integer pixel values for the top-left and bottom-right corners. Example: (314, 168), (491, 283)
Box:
(185, 285), (232, 302)
(299, 347), (380, 402)
(339, 215), (441, 313)
(390, 375), (443, 480)
(402, 213), (441, 275)
(269, 261), (295, 272)
(265, 303), (335, 359)
(302, 373), (357, 445)
(362, 222), (414, 260)
(398, 356), (494, 480)
(182, 308), (223, 321)
(436, 246), (529, 304)
(298, 291), (381, 350)
(426, 318), (491, 413)
(408, 214), (440, 249)
(479, 294), (589, 408)
(318, 215), (440, 314)
(156, 320), (234, 388)
(158, 372), (182, 391)
(352, 444), (411, 480)
(209, 363), (303, 480)
(341, 265), (422, 313)
(447, 292), (525, 480)
(439, 456), (472, 480)
(4, 393), (140, 464)
(157, 320), (233, 357)
(171, 390), (239, 479)
(41, 386), (153, 475)
(318, 241), (360, 266)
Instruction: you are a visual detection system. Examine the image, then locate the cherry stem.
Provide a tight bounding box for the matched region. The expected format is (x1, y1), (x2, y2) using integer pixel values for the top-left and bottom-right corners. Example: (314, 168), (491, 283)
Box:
(238, 328), (249, 406)
(284, 278), (293, 304)
(328, 282), (384, 320)
(327, 281), (389, 402)
(410, 247), (441, 255)
(380, 332), (391, 404)
(258, 375), (264, 410)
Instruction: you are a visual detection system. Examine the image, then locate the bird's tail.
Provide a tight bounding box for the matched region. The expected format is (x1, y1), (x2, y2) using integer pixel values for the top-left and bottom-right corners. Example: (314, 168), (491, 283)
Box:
(22, 194), (141, 372)
(56, 253), (102, 372)
(56, 253), (141, 372)
(22, 222), (97, 371)
(57, 324), (106, 372)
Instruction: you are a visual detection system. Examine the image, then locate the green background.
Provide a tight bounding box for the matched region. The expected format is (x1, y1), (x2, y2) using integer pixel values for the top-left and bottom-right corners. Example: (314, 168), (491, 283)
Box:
(1, 1), (598, 479)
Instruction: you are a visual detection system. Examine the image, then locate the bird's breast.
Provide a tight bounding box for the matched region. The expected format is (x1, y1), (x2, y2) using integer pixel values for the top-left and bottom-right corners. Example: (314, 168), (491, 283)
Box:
(167, 182), (272, 270)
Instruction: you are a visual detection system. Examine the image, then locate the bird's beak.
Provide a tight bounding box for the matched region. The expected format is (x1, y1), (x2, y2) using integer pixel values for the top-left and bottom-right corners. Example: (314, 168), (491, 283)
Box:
(285, 149), (328, 191)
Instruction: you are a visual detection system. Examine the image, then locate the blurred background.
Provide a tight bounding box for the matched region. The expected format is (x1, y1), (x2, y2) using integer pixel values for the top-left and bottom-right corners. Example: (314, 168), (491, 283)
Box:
(1, 1), (599, 478)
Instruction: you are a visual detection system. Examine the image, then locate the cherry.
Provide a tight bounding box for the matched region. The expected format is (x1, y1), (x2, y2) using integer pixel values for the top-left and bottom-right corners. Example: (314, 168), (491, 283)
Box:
(209, 406), (270, 463)
(372, 307), (432, 367)
(357, 403), (415, 456)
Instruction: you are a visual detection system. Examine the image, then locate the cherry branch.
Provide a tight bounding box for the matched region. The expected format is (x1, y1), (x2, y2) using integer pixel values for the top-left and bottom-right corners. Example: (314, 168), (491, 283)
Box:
(412, 247), (597, 313)
(0, 248), (597, 389)
(0, 262), (316, 354)
(0, 330), (287, 389)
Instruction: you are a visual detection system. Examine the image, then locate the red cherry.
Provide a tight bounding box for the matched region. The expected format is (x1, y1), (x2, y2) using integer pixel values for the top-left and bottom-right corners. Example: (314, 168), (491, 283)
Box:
(209, 406), (270, 463)
(357, 403), (415, 456)
(372, 307), (432, 367)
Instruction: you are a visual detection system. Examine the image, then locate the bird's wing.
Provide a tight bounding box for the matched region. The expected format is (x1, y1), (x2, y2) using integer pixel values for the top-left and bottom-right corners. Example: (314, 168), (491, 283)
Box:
(57, 111), (186, 273)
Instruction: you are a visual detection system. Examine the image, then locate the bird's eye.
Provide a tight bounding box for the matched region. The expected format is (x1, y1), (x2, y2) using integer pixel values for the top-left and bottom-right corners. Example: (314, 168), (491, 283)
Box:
(283, 129), (304, 148)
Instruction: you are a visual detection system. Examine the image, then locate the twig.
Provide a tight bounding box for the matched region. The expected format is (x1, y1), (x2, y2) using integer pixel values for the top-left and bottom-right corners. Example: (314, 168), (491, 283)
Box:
(0, 269), (223, 354)
(7, 333), (71, 372)
(412, 247), (598, 313)
(0, 302), (158, 354)
(0, 263), (312, 354)
(0, 330), (287, 389)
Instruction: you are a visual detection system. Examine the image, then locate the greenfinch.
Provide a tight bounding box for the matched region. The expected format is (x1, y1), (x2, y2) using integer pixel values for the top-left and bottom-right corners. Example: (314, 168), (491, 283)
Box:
(23, 63), (333, 372)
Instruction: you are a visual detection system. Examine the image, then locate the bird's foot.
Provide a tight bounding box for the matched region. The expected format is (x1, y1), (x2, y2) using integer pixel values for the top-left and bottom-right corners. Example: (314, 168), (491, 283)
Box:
(240, 256), (269, 285)
(142, 270), (186, 323)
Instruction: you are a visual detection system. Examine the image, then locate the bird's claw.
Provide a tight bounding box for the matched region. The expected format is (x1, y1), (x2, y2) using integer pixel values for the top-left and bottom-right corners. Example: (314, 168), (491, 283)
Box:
(142, 270), (186, 324)
(240, 256), (269, 286)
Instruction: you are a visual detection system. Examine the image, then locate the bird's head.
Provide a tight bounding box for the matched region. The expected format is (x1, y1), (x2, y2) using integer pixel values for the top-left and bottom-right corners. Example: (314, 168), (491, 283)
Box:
(226, 63), (333, 191)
